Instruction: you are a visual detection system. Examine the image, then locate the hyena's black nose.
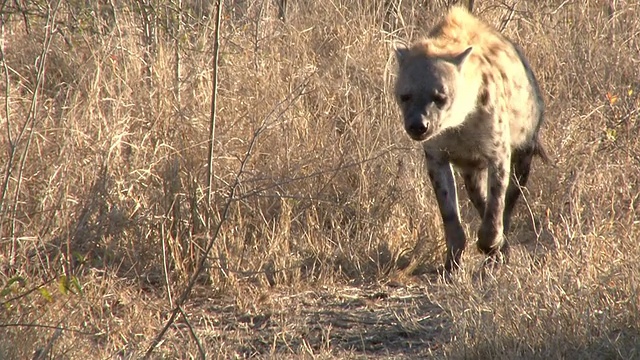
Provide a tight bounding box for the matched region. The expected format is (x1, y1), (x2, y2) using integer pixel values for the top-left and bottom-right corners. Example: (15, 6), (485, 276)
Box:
(406, 122), (429, 138)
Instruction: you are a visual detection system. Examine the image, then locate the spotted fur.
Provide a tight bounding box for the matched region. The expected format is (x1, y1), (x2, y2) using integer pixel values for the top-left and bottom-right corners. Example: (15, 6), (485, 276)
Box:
(393, 7), (548, 272)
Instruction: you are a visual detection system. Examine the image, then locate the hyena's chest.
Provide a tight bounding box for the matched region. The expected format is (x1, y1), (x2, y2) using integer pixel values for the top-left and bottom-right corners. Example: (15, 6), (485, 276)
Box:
(422, 121), (501, 170)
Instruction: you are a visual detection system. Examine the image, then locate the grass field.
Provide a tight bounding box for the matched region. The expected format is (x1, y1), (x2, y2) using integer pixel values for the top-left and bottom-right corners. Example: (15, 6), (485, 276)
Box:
(1, 0), (639, 358)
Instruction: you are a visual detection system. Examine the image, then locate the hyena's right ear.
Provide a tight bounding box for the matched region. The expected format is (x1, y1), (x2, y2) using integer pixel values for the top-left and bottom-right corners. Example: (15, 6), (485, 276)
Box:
(393, 41), (410, 64)
(451, 46), (473, 70)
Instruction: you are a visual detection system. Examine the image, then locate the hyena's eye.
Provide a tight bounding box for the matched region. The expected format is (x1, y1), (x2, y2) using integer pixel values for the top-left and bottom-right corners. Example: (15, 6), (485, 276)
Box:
(433, 93), (448, 108)
(399, 94), (412, 103)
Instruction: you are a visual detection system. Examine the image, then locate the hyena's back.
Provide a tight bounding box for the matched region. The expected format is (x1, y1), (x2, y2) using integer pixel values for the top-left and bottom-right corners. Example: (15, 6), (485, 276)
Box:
(510, 43), (549, 161)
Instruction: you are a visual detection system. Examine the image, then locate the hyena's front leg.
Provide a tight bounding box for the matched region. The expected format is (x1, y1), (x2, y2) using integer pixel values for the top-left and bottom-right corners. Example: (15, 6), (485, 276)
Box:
(424, 151), (466, 272)
(462, 167), (488, 219)
(477, 153), (511, 260)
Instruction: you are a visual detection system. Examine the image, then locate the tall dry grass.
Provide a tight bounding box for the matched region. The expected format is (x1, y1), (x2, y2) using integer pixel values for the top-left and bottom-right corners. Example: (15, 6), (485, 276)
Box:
(0, 0), (639, 358)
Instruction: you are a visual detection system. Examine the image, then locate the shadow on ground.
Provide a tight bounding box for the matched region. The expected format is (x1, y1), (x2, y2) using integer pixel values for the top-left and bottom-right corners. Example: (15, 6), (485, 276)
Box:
(187, 283), (450, 358)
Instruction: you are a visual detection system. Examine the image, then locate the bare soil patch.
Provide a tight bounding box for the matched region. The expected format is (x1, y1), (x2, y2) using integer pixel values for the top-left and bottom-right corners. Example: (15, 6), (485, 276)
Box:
(185, 281), (450, 358)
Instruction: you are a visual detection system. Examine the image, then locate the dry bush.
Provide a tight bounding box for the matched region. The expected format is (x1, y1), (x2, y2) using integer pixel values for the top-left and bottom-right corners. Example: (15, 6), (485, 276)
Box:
(0, 0), (638, 358)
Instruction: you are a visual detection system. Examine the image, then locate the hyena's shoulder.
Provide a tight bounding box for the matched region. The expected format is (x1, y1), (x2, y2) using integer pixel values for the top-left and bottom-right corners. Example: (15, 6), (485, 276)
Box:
(428, 7), (493, 43)
(424, 7), (507, 56)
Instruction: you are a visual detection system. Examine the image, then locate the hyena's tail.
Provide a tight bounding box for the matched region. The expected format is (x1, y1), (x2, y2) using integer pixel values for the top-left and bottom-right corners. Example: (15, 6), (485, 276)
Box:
(533, 135), (553, 166)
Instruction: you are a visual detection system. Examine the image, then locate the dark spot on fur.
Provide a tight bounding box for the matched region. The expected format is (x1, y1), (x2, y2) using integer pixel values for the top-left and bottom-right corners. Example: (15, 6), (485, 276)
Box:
(482, 72), (492, 84)
(504, 88), (512, 100)
(479, 88), (490, 106)
(512, 110), (521, 119)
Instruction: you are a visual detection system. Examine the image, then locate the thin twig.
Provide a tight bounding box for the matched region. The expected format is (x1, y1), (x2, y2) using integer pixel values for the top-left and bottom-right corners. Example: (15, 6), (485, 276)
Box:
(233, 145), (403, 201)
(498, 1), (519, 32)
(0, 9), (13, 221)
(33, 322), (63, 360)
(143, 1), (225, 357)
(174, 0), (182, 107)
(141, 19), (306, 351)
(143, 83), (265, 358)
(0, 323), (93, 335)
(466, 0), (475, 12)
(0, 277), (55, 307)
(8, 0), (62, 266)
(178, 306), (205, 360)
(205, 0), (223, 208)
(161, 223), (174, 308)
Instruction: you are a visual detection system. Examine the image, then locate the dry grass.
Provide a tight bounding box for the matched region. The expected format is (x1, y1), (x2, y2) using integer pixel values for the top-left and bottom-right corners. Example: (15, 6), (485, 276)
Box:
(1, 0), (639, 358)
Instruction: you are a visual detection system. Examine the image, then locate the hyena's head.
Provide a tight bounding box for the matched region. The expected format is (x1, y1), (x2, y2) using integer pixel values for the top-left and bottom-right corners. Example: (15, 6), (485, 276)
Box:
(394, 43), (474, 141)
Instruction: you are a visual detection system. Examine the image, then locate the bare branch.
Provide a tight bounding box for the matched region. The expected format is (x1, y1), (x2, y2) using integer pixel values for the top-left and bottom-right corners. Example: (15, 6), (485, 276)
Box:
(206, 0), (223, 208)
(6, 0), (62, 267)
(179, 306), (205, 360)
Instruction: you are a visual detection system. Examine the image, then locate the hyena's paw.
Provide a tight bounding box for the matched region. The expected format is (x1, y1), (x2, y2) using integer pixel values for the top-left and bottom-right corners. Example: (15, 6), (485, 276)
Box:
(483, 241), (509, 266)
(473, 241), (510, 283)
(476, 223), (504, 255)
(436, 266), (454, 284)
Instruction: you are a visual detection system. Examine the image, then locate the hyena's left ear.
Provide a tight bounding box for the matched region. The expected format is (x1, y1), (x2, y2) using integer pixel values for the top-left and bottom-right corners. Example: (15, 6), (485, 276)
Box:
(452, 46), (473, 70)
(393, 41), (410, 64)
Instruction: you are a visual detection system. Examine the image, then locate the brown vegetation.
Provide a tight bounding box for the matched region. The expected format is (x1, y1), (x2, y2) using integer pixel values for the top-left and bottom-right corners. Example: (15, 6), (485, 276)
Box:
(0, 0), (639, 358)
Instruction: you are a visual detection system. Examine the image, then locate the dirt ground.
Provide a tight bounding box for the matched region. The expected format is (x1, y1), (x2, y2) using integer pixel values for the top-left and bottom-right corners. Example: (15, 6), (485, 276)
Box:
(184, 280), (450, 358)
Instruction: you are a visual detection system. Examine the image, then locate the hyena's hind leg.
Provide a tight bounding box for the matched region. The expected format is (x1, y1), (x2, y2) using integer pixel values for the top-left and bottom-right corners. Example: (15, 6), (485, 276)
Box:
(503, 147), (535, 234)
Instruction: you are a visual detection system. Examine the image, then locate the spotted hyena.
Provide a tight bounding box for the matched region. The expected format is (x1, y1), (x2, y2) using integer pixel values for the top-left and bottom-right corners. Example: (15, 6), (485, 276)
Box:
(393, 7), (548, 273)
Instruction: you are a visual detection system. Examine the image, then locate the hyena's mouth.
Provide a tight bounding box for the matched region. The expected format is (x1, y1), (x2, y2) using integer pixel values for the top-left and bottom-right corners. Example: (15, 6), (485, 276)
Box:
(408, 132), (431, 141)
(406, 122), (434, 141)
